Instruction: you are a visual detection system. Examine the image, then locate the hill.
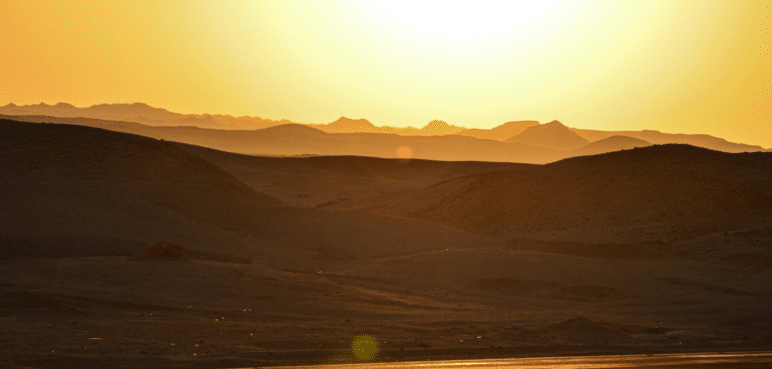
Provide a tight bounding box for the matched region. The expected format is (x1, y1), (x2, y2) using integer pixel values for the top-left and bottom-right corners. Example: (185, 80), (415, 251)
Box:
(173, 142), (527, 207)
(370, 144), (772, 244)
(572, 128), (768, 153)
(420, 120), (465, 136)
(0, 118), (488, 266)
(319, 117), (379, 133)
(571, 135), (652, 157)
(0, 119), (281, 257)
(506, 120), (589, 151)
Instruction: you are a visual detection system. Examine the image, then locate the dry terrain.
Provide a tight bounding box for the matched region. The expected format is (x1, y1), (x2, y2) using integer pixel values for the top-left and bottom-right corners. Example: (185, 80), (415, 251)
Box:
(1, 119), (771, 368)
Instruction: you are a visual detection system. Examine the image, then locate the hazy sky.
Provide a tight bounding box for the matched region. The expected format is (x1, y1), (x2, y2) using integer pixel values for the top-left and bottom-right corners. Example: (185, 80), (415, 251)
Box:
(1, 1), (770, 147)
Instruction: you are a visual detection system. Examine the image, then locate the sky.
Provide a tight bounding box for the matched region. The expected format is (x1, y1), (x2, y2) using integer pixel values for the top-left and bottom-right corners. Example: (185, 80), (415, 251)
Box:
(1, 0), (770, 147)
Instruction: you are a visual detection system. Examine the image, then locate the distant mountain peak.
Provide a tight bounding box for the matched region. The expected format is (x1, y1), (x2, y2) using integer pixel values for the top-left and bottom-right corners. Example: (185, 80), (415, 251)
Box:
(54, 102), (75, 108)
(498, 120), (539, 127)
(507, 119), (589, 151)
(424, 120), (449, 128)
(456, 120), (540, 141)
(323, 117), (378, 133)
(422, 120), (464, 135)
(330, 116), (375, 127)
(493, 120), (541, 133)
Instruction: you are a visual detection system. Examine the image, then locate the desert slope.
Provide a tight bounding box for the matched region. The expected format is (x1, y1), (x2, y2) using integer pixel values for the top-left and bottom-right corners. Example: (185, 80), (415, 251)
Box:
(0, 119), (492, 267)
(370, 144), (772, 244)
(0, 119), (281, 258)
(571, 135), (653, 157)
(173, 142), (529, 208)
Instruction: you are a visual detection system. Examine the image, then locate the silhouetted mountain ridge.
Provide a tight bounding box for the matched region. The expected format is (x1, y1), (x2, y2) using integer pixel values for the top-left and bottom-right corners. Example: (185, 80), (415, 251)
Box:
(0, 102), (289, 130)
(1, 102), (768, 153)
(457, 120), (539, 141)
(0, 115), (562, 163)
(571, 135), (652, 157)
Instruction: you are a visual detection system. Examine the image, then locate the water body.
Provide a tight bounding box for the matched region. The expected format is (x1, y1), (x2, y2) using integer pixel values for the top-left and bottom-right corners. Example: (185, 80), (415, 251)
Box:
(262, 351), (772, 369)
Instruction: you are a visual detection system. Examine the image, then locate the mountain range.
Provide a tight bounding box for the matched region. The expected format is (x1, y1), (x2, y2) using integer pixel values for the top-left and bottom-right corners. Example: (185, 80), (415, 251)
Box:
(1, 102), (768, 155)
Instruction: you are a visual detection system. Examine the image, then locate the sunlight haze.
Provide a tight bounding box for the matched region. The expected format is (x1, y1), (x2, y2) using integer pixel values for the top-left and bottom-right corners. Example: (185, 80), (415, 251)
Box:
(3, 2), (772, 366)
(1, 0), (770, 147)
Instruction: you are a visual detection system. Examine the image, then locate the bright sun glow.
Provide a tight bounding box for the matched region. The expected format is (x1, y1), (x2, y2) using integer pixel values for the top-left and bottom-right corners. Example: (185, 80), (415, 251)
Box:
(1, 1), (769, 147)
(358, 0), (576, 51)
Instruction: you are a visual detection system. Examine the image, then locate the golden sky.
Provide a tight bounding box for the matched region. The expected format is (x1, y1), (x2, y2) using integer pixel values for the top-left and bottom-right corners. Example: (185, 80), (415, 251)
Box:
(1, 0), (770, 147)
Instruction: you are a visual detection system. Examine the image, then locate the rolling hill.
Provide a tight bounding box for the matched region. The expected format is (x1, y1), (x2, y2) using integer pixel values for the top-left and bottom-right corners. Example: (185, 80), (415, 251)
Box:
(0, 119), (491, 267)
(571, 135), (652, 157)
(172, 142), (527, 207)
(370, 144), (772, 244)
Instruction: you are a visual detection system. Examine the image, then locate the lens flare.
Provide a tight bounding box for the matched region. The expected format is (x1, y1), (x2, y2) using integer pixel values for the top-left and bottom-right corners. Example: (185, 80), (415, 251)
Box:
(351, 334), (379, 361)
(397, 146), (413, 159)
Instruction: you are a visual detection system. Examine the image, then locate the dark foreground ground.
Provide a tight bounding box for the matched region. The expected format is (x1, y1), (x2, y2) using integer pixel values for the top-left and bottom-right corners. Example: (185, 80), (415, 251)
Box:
(1, 256), (770, 368)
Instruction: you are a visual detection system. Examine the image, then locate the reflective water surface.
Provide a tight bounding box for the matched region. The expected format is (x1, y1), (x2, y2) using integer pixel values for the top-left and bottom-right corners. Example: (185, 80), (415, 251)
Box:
(262, 351), (772, 369)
